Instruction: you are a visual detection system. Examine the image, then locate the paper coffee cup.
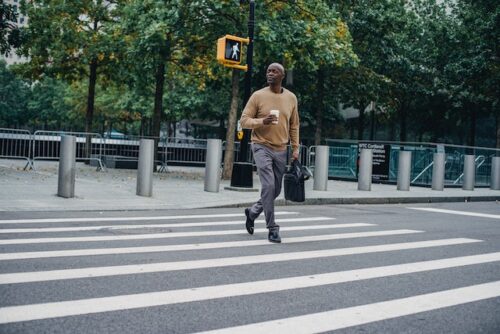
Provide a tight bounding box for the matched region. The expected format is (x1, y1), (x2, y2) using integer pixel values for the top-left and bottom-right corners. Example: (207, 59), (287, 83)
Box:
(270, 110), (279, 124)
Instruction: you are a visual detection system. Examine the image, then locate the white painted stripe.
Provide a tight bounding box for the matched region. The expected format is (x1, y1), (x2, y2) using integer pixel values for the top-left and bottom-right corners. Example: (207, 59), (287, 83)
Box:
(197, 280), (500, 334)
(0, 252), (498, 324)
(0, 211), (298, 225)
(0, 238), (480, 284)
(407, 207), (500, 219)
(0, 223), (372, 245)
(0, 217), (335, 234)
(0, 230), (422, 261)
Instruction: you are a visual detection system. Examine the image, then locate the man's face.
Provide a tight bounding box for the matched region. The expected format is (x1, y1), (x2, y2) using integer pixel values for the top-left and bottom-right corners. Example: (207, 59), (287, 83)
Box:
(266, 64), (284, 85)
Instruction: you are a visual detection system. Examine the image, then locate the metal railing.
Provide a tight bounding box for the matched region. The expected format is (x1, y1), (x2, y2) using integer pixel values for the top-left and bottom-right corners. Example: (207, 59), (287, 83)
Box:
(453, 155), (486, 185)
(323, 139), (500, 187)
(309, 144), (357, 178)
(32, 130), (105, 170)
(1, 127), (499, 187)
(164, 137), (209, 166)
(101, 135), (169, 172)
(101, 136), (210, 171)
(0, 128), (33, 170)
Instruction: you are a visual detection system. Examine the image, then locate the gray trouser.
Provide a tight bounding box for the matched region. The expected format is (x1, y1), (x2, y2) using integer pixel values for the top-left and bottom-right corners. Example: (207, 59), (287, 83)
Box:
(248, 143), (287, 231)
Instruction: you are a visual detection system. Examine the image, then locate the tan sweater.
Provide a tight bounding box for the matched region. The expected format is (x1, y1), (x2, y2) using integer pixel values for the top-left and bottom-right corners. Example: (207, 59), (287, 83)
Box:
(240, 86), (300, 153)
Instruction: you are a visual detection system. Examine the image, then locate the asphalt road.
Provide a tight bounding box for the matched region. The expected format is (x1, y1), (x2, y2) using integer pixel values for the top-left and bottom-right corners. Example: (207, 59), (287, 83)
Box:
(0, 202), (499, 333)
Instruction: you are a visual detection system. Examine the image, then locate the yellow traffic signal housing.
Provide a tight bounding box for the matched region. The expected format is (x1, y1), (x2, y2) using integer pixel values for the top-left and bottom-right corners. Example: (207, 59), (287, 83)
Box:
(217, 35), (250, 71)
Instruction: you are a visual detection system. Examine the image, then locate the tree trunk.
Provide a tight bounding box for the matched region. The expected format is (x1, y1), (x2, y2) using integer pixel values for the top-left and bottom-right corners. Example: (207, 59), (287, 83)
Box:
(399, 104), (407, 142)
(219, 118), (225, 140)
(357, 102), (366, 140)
(496, 114), (500, 150)
(85, 57), (98, 158)
(152, 61), (165, 139)
(468, 105), (476, 147)
(314, 69), (325, 145)
(389, 116), (395, 141)
(151, 58), (166, 168)
(369, 102), (376, 140)
(140, 116), (145, 137)
(222, 69), (240, 180)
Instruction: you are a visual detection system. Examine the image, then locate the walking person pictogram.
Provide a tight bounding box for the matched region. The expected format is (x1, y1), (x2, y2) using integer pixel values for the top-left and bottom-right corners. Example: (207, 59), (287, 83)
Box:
(231, 43), (240, 60)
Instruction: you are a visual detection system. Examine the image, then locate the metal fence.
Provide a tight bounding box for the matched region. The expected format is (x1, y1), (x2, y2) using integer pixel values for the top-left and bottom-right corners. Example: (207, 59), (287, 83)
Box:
(1, 127), (498, 187)
(32, 130), (105, 170)
(101, 135), (169, 171)
(323, 139), (500, 187)
(0, 128), (33, 170)
(97, 136), (208, 172)
(164, 137), (209, 167)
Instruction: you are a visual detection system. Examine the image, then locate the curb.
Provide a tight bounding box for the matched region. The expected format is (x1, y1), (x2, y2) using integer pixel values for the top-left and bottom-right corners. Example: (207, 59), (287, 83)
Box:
(213, 196), (500, 209)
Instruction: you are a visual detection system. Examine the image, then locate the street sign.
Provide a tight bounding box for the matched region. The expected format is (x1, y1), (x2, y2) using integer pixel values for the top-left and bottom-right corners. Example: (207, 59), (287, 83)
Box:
(357, 143), (391, 181)
(217, 35), (250, 71)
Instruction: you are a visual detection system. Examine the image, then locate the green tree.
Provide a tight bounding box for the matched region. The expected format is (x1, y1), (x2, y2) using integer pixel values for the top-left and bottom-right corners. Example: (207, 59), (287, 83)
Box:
(27, 77), (70, 130)
(19, 0), (121, 137)
(0, 60), (29, 128)
(445, 0), (500, 147)
(0, 2), (21, 56)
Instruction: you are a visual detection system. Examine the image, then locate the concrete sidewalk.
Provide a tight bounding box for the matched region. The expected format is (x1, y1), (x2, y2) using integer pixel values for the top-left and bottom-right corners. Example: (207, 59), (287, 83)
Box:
(0, 159), (499, 212)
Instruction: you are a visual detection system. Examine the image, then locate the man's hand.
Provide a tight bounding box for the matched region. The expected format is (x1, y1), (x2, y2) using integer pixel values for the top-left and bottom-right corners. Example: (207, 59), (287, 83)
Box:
(263, 114), (278, 125)
(292, 151), (299, 160)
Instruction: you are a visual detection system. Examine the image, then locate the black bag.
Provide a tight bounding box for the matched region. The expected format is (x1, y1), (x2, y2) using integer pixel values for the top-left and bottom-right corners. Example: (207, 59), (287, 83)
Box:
(284, 160), (311, 202)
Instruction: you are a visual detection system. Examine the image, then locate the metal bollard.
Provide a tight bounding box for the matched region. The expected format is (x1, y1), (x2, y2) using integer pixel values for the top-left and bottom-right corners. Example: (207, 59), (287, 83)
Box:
(491, 156), (500, 190)
(136, 139), (154, 197)
(57, 135), (76, 198)
(397, 151), (412, 191)
(432, 152), (445, 191)
(358, 149), (372, 191)
(462, 155), (475, 191)
(204, 139), (222, 192)
(313, 145), (329, 191)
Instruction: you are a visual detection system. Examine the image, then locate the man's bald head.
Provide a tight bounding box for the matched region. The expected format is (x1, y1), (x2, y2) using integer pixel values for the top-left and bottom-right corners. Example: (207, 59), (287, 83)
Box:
(266, 63), (286, 88)
(268, 63), (285, 75)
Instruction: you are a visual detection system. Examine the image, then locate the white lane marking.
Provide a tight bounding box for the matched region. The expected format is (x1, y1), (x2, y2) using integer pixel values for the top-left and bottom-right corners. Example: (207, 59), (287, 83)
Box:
(407, 207), (500, 219)
(0, 217), (335, 234)
(0, 212), (299, 225)
(0, 223), (372, 245)
(0, 230), (422, 261)
(0, 252), (498, 324)
(196, 280), (500, 334)
(0, 238), (481, 284)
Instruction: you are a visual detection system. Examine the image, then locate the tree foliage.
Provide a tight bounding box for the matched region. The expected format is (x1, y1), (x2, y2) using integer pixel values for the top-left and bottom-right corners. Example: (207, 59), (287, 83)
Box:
(2, 0), (498, 148)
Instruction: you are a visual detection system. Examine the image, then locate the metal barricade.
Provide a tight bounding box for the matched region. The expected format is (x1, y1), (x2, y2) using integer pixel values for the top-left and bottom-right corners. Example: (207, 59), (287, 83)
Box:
(164, 137), (209, 167)
(225, 142), (309, 168)
(32, 130), (105, 170)
(309, 144), (357, 180)
(322, 139), (500, 187)
(0, 128), (33, 169)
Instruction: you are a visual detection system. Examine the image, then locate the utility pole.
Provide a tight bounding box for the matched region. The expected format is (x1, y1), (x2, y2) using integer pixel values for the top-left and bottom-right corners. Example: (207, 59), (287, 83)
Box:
(230, 0), (255, 188)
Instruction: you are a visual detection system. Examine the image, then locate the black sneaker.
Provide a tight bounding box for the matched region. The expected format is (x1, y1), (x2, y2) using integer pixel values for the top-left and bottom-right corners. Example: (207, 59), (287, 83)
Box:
(245, 208), (254, 235)
(268, 230), (281, 243)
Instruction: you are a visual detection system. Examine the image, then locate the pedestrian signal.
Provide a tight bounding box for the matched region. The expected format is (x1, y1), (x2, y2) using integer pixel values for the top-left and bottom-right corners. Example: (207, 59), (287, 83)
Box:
(217, 35), (250, 71)
(237, 131), (244, 141)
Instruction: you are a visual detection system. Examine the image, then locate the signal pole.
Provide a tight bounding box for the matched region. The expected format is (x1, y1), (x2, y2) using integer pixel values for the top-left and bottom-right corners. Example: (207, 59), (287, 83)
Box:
(230, 0), (255, 188)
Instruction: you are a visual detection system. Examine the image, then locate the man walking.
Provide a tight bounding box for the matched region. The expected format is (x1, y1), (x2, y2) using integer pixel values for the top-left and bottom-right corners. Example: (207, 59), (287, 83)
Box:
(240, 63), (300, 243)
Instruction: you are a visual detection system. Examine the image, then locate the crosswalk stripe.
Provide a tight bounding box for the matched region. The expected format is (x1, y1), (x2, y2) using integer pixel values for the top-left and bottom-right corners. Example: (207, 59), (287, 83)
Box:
(0, 223), (373, 245)
(0, 211), (299, 225)
(0, 217), (335, 234)
(407, 207), (500, 219)
(0, 230), (423, 261)
(196, 280), (500, 334)
(0, 238), (480, 284)
(0, 252), (498, 324)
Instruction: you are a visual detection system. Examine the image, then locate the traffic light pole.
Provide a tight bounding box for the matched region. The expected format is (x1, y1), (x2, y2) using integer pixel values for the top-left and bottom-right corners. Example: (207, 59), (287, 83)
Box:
(230, 0), (255, 188)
